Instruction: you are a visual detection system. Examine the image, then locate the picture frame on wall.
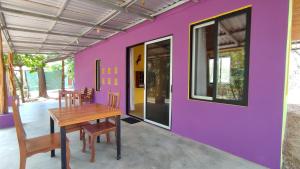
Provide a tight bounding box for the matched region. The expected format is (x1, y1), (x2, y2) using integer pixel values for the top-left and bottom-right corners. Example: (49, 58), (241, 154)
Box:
(96, 59), (101, 91)
(135, 71), (144, 88)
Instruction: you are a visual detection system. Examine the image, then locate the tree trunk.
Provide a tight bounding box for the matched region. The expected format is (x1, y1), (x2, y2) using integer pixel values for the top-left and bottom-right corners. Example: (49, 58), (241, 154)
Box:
(14, 67), (25, 103)
(19, 66), (25, 103)
(37, 67), (47, 98)
(61, 60), (65, 90)
(0, 32), (8, 114)
(24, 71), (30, 98)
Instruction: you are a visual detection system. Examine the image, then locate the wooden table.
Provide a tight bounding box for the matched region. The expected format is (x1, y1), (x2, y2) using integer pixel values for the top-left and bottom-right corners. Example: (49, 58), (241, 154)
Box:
(48, 104), (122, 169)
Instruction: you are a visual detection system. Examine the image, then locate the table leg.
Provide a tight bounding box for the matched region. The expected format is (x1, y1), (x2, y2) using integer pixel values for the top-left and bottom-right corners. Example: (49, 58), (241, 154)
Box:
(116, 115), (121, 160)
(60, 127), (67, 169)
(97, 119), (100, 143)
(50, 117), (55, 157)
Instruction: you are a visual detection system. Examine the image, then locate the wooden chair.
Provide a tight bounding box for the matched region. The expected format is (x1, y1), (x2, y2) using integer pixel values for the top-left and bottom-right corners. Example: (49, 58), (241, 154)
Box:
(79, 87), (87, 100)
(82, 90), (120, 162)
(82, 88), (94, 103)
(12, 97), (71, 169)
(58, 90), (89, 140)
(59, 90), (73, 108)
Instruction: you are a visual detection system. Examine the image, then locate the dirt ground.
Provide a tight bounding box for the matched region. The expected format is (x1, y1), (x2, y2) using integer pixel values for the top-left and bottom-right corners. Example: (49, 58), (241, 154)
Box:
(283, 104), (300, 169)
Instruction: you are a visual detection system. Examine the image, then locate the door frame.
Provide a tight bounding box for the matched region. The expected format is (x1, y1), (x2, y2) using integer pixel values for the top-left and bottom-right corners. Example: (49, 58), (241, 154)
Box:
(143, 36), (173, 130)
(125, 43), (145, 120)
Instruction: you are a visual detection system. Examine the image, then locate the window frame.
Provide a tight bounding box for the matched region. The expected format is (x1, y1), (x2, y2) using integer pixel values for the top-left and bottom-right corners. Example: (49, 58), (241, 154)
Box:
(189, 7), (251, 106)
(191, 20), (215, 101)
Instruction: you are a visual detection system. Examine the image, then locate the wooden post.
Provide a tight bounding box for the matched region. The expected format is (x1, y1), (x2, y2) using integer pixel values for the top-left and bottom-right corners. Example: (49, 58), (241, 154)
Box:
(61, 59), (65, 90)
(7, 53), (16, 97)
(0, 31), (8, 114)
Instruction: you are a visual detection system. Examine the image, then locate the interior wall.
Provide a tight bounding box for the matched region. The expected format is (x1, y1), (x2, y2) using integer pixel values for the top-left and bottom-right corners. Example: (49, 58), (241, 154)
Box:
(74, 1), (290, 169)
(133, 44), (144, 104)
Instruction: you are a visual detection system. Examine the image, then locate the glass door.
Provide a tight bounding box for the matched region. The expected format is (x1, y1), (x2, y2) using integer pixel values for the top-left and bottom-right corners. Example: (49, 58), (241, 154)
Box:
(144, 36), (172, 129)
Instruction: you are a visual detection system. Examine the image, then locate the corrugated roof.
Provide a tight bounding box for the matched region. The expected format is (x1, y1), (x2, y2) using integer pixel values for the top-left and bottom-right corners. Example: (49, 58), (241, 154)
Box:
(0, 0), (189, 61)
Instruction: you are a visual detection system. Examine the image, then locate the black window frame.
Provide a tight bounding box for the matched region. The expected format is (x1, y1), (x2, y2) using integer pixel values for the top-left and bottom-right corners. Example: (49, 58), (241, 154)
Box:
(189, 7), (252, 106)
(95, 59), (101, 91)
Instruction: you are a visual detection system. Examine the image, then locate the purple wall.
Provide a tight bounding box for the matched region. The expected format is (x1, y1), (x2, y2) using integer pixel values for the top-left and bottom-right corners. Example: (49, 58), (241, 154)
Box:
(75, 1), (290, 169)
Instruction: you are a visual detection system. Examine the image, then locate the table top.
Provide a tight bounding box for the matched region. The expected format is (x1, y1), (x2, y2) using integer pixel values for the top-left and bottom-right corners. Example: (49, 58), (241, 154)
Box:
(48, 104), (121, 127)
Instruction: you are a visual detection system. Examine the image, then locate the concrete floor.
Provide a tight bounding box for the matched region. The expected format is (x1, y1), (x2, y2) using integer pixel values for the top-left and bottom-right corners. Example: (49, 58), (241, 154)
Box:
(129, 103), (144, 119)
(283, 104), (300, 169)
(0, 100), (267, 169)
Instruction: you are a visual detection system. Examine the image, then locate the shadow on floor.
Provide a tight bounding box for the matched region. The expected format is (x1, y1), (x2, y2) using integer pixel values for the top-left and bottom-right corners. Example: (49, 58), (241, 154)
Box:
(0, 100), (267, 169)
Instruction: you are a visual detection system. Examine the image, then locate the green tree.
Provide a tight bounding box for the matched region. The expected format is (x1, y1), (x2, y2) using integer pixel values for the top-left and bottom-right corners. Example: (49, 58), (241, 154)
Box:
(13, 54), (26, 103)
(23, 54), (48, 98)
(46, 57), (74, 88)
(65, 58), (74, 81)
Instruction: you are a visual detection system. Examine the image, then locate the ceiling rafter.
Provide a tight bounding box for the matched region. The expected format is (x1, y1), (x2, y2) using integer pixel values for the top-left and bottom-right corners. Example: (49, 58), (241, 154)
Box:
(219, 23), (239, 46)
(46, 55), (71, 63)
(0, 11), (13, 52)
(88, 0), (153, 20)
(5, 26), (104, 40)
(0, 6), (123, 32)
(41, 0), (71, 52)
(63, 0), (140, 52)
(16, 52), (73, 56)
(15, 46), (78, 52)
(12, 40), (88, 48)
(0, 0), (191, 62)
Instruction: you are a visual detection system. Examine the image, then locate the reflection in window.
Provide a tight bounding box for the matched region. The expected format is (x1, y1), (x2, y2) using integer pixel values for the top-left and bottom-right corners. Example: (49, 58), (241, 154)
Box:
(218, 57), (231, 84)
(189, 8), (251, 105)
(191, 21), (215, 100)
(209, 59), (214, 83)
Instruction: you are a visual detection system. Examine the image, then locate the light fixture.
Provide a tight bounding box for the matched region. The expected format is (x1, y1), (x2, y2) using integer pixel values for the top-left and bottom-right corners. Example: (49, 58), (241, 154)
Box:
(96, 28), (100, 34)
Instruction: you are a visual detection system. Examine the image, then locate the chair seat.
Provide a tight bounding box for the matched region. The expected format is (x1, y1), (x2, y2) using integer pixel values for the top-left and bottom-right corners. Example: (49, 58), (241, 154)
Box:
(65, 122), (90, 133)
(26, 133), (65, 157)
(83, 121), (116, 135)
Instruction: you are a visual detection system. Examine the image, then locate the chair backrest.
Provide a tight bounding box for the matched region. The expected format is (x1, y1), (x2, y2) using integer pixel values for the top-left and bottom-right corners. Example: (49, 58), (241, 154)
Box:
(12, 97), (27, 152)
(80, 88), (87, 95)
(107, 90), (120, 109)
(72, 91), (82, 106)
(59, 90), (81, 108)
(86, 88), (94, 99)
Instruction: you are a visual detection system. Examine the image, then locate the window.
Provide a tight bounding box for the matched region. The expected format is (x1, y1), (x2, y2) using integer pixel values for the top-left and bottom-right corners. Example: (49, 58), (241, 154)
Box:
(189, 8), (251, 106)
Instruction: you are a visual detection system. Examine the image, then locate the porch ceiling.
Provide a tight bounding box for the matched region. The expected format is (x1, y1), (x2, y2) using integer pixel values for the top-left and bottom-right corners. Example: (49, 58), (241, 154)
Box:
(0, 0), (190, 61)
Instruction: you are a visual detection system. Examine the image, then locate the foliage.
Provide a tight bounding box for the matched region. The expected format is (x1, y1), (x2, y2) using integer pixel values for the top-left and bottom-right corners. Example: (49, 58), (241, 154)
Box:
(47, 63), (62, 71)
(45, 57), (74, 80)
(22, 54), (47, 73)
(65, 58), (74, 80)
(218, 49), (245, 100)
(13, 54), (26, 66)
(3, 53), (27, 66)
